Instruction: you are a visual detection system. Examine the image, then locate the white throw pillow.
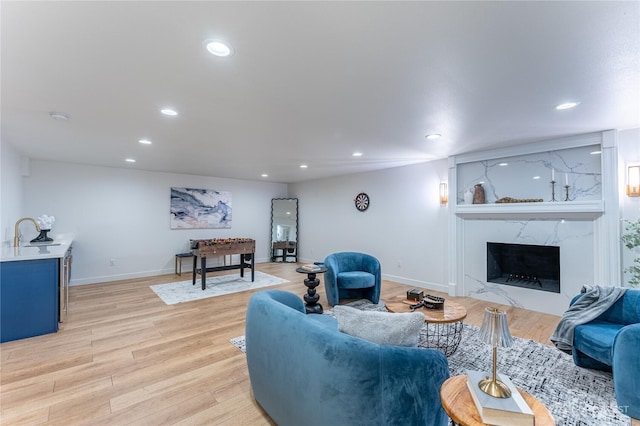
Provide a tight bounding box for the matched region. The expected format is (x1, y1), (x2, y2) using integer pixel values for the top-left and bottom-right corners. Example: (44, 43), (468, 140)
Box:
(333, 305), (424, 347)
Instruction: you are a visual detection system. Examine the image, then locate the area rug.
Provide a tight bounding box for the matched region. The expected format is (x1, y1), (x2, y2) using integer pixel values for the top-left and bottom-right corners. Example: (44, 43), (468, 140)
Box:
(230, 299), (630, 425)
(150, 271), (289, 305)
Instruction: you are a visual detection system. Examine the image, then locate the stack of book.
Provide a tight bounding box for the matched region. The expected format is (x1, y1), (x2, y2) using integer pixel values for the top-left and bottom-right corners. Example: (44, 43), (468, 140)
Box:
(465, 370), (534, 426)
(300, 264), (322, 272)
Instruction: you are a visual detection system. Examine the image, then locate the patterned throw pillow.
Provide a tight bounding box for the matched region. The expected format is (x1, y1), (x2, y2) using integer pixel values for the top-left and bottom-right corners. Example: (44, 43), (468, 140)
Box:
(333, 305), (424, 347)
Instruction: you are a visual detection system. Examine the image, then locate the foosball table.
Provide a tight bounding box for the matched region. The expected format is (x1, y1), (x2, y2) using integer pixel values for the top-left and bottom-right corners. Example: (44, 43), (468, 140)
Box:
(190, 238), (256, 290)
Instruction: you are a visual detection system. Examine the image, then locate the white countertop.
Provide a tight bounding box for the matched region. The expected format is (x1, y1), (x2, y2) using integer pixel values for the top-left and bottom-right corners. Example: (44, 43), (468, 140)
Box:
(1, 236), (74, 262)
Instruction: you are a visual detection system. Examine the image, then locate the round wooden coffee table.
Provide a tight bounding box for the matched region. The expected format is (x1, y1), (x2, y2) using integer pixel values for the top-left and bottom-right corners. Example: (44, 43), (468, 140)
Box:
(385, 295), (467, 356)
(440, 375), (556, 426)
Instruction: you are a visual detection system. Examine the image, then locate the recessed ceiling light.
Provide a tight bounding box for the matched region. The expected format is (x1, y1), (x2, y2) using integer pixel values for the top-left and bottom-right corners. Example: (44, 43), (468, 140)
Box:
(352, 152), (363, 157)
(205, 40), (233, 57)
(160, 108), (178, 116)
(555, 102), (580, 110)
(300, 164), (308, 169)
(499, 163), (508, 166)
(139, 139), (152, 145)
(261, 173), (268, 178)
(425, 133), (442, 140)
(49, 111), (69, 121)
(533, 176), (541, 180)
(590, 150), (602, 155)
(125, 158), (136, 163)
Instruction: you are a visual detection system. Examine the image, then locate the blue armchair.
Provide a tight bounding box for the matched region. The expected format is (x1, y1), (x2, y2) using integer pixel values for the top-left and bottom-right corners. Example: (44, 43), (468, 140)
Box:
(571, 289), (640, 419)
(323, 252), (381, 306)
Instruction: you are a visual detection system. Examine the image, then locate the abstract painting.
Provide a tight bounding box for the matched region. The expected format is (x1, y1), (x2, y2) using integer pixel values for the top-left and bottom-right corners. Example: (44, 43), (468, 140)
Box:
(170, 187), (232, 229)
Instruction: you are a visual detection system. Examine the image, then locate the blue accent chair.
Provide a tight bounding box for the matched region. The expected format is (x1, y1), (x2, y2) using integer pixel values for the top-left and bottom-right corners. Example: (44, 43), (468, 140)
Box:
(571, 289), (640, 419)
(245, 290), (450, 426)
(324, 251), (381, 306)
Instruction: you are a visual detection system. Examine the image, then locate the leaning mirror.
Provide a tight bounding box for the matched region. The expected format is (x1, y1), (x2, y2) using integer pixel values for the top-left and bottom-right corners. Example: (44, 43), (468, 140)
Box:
(270, 198), (298, 262)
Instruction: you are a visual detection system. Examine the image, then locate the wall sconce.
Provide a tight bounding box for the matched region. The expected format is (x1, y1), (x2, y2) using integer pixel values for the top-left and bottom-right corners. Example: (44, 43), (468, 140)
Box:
(439, 182), (448, 204)
(628, 165), (640, 197)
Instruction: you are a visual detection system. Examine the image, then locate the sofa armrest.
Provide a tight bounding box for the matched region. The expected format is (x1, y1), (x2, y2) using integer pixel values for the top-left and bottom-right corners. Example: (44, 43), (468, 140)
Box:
(323, 255), (340, 306)
(261, 289), (306, 313)
(570, 294), (582, 306)
(379, 345), (450, 425)
(612, 323), (640, 419)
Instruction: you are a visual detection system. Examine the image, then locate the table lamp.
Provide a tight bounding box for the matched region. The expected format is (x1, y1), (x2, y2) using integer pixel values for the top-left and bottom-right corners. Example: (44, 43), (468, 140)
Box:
(478, 307), (514, 398)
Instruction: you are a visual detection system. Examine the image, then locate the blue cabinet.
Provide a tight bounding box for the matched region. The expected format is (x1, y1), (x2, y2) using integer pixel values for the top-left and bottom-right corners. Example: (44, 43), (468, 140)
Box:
(1, 258), (59, 343)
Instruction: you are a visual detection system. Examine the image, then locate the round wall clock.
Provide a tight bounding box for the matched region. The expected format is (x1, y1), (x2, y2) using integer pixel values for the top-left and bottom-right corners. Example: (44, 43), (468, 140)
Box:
(354, 192), (370, 212)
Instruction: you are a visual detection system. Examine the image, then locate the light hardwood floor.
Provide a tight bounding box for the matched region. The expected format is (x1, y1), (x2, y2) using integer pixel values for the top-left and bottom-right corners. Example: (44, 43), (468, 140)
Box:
(0, 262), (561, 425)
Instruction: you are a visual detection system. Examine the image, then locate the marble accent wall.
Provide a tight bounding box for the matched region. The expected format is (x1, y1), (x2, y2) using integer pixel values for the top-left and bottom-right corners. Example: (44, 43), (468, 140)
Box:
(457, 144), (602, 204)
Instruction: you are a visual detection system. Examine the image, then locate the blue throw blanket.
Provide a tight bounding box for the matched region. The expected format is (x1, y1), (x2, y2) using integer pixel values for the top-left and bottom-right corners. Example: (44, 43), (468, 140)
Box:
(551, 285), (627, 352)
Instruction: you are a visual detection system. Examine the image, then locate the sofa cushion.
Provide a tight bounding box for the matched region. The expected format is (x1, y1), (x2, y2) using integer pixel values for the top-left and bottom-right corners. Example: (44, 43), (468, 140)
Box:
(573, 321), (624, 365)
(333, 305), (424, 347)
(337, 271), (376, 289)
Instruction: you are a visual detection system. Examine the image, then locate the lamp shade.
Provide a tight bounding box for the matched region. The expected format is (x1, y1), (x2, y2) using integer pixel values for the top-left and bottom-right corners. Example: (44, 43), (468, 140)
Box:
(439, 182), (448, 204)
(479, 307), (513, 348)
(628, 165), (640, 197)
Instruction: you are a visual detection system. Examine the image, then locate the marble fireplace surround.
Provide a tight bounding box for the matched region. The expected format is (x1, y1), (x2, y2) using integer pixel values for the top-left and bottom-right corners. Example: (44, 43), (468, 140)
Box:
(447, 130), (621, 316)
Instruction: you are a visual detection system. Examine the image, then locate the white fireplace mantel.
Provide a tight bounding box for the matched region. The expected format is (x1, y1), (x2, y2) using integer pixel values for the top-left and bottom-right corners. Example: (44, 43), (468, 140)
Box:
(455, 200), (604, 220)
(447, 130), (621, 316)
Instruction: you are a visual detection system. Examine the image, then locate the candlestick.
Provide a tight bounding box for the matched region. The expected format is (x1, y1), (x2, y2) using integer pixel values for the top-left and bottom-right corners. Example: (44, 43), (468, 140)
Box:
(564, 185), (570, 201)
(550, 180), (557, 202)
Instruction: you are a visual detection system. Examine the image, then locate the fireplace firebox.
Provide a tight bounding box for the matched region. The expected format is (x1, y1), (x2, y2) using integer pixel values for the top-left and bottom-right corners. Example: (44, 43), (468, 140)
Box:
(487, 242), (560, 293)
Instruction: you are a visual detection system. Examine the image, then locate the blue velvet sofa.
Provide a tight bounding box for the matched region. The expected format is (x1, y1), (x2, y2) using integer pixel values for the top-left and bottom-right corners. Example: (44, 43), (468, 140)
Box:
(571, 288), (640, 419)
(245, 290), (450, 426)
(324, 251), (381, 306)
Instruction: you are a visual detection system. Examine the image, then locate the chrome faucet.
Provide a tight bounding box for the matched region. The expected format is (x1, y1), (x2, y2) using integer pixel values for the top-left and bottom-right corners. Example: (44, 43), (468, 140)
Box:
(14, 217), (41, 247)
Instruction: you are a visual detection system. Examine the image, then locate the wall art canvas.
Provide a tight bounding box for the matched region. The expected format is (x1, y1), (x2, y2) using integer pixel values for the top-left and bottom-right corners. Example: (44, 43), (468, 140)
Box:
(170, 187), (232, 229)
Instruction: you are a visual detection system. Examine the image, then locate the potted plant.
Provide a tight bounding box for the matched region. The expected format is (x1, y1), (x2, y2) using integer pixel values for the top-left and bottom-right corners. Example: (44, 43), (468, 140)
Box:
(621, 218), (640, 287)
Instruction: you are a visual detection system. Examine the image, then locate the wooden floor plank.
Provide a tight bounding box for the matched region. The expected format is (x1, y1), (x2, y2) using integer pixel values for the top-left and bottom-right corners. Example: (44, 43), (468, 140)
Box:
(0, 405), (51, 425)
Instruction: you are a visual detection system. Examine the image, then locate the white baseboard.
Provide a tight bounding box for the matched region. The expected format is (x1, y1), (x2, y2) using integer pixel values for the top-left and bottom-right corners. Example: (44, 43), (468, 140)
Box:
(381, 273), (448, 293)
(70, 257), (271, 286)
(70, 268), (173, 286)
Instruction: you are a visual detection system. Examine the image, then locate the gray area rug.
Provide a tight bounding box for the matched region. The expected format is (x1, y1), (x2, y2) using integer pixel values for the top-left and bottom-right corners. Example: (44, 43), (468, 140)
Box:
(150, 271), (288, 305)
(231, 299), (630, 425)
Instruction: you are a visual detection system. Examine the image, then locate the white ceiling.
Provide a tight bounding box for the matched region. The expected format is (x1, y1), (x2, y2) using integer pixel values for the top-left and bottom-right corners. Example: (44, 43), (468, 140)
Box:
(2, 1), (639, 184)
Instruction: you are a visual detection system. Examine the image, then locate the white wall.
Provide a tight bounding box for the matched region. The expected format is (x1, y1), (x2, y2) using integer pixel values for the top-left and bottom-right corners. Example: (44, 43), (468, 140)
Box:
(289, 160), (449, 291)
(0, 140), (24, 245)
(10, 128), (638, 296)
(22, 160), (288, 285)
(619, 128), (640, 286)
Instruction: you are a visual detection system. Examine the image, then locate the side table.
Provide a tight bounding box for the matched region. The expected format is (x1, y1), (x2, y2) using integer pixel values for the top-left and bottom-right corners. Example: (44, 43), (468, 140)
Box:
(295, 266), (327, 314)
(175, 252), (194, 276)
(440, 375), (555, 426)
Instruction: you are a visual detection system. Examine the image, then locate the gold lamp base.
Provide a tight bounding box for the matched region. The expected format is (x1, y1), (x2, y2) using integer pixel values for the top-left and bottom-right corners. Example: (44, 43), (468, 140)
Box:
(478, 377), (512, 398)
